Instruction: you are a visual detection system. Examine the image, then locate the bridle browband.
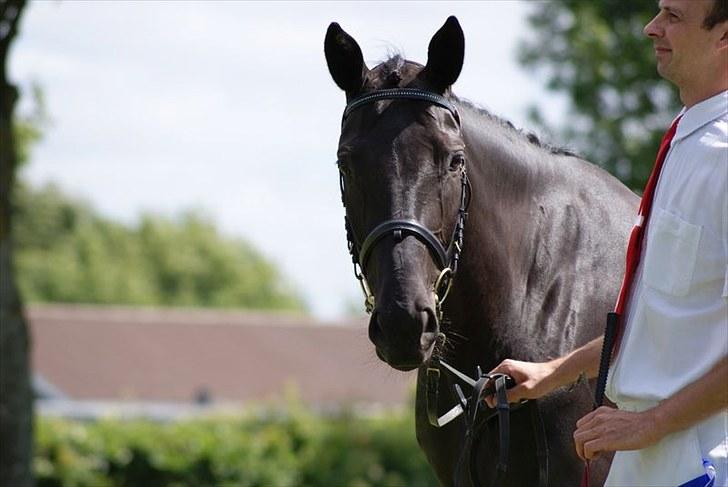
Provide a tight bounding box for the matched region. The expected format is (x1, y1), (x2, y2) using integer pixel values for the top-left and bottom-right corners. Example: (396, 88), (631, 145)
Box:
(342, 87), (460, 124)
(338, 88), (470, 317)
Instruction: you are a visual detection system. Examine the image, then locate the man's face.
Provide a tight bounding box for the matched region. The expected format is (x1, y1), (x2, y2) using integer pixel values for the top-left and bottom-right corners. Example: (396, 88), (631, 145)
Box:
(643, 0), (723, 85)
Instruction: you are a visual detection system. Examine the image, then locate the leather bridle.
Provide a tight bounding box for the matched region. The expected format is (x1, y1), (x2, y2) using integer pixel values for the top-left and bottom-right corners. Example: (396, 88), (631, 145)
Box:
(337, 88), (471, 319)
(335, 87), (549, 487)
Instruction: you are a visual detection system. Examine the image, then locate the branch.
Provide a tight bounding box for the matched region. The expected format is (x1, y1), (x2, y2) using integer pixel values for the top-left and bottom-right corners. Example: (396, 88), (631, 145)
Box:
(1, 0), (27, 86)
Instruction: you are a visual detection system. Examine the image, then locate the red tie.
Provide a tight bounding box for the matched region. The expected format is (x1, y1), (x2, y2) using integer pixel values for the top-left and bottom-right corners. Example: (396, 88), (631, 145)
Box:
(611, 114), (683, 360)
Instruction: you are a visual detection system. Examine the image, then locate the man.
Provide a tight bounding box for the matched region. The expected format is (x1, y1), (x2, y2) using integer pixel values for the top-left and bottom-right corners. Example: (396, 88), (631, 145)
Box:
(487, 0), (728, 485)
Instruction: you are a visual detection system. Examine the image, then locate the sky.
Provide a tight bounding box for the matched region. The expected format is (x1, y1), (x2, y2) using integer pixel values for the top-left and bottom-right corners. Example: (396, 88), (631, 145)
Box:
(9, 1), (566, 320)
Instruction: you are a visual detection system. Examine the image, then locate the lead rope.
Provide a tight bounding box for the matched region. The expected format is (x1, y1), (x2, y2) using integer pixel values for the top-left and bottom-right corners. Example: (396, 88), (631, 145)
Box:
(452, 371), (512, 487)
(531, 400), (550, 487)
(426, 358), (549, 487)
(465, 391), (549, 487)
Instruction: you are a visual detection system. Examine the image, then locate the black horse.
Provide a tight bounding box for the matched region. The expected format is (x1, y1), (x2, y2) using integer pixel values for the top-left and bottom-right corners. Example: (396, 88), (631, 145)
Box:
(325, 17), (637, 486)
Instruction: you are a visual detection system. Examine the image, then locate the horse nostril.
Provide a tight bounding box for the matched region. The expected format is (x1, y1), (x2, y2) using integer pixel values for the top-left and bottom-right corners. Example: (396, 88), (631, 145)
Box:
(420, 307), (439, 351)
(422, 307), (438, 335)
(368, 310), (384, 346)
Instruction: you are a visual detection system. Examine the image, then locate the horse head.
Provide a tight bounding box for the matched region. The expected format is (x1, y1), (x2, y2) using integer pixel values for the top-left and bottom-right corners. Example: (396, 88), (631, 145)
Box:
(325, 17), (468, 371)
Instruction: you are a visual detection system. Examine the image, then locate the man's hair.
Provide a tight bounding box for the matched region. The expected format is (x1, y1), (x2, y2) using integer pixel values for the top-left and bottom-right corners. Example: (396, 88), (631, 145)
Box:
(703, 0), (728, 29)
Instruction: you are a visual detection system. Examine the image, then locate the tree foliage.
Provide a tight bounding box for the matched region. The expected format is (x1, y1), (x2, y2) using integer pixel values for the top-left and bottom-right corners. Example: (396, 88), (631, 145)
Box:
(12, 183), (306, 312)
(520, 0), (682, 190)
(13, 82), (46, 167)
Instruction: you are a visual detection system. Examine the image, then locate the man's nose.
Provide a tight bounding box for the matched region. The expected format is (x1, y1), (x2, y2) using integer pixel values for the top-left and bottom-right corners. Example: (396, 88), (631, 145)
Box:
(644, 14), (662, 38)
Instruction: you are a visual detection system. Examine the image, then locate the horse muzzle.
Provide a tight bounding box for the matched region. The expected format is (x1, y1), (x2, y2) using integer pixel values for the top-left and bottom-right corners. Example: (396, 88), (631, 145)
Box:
(368, 302), (439, 370)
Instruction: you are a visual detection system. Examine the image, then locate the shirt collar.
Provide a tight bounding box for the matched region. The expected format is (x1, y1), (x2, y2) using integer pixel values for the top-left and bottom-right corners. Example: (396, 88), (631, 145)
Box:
(673, 90), (728, 142)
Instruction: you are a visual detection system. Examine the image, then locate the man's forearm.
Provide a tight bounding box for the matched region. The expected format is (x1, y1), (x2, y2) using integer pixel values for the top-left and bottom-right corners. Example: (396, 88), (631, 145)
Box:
(652, 355), (728, 438)
(487, 334), (607, 404)
(547, 335), (604, 390)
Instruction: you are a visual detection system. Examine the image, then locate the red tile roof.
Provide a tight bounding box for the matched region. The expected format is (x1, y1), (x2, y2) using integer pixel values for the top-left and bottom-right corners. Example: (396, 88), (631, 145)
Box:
(29, 305), (414, 408)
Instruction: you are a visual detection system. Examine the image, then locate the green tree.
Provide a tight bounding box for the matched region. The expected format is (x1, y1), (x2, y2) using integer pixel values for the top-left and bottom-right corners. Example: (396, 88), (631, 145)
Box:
(13, 183), (306, 311)
(520, 0), (681, 190)
(8, 80), (304, 313)
(1, 1), (33, 485)
(13, 83), (45, 166)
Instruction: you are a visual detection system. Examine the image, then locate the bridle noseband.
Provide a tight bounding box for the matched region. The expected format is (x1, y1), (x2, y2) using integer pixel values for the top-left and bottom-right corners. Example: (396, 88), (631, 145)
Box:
(337, 88), (471, 318)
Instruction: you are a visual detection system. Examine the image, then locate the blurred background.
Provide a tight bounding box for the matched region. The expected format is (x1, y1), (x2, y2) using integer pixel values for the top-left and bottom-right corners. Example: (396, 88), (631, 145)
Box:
(1, 1), (679, 485)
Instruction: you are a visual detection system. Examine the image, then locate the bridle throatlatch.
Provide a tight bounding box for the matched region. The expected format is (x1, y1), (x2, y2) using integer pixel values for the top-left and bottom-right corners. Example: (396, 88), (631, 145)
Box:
(336, 88), (470, 319)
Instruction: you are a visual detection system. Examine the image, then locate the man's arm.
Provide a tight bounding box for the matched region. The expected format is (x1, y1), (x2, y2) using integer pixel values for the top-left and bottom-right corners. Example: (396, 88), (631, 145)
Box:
(485, 335), (604, 407)
(574, 355), (728, 460)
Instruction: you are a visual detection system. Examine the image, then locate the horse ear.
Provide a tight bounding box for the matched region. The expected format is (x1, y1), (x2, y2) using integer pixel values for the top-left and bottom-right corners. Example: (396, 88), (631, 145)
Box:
(423, 16), (464, 92)
(325, 22), (368, 94)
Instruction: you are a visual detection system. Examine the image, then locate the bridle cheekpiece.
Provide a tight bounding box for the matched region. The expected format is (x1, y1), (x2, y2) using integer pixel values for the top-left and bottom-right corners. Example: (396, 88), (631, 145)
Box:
(337, 88), (470, 319)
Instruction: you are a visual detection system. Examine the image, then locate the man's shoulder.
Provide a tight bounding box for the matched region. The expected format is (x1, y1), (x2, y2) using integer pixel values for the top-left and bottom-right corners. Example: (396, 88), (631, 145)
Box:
(693, 114), (727, 158)
(708, 110), (728, 137)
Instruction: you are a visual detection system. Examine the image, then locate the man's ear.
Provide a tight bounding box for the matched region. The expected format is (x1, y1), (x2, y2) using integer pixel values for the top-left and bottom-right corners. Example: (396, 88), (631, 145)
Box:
(324, 22), (368, 95)
(718, 23), (728, 49)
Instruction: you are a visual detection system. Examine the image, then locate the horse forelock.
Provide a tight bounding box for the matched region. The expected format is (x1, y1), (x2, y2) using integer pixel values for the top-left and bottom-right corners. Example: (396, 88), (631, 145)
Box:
(367, 55), (423, 90)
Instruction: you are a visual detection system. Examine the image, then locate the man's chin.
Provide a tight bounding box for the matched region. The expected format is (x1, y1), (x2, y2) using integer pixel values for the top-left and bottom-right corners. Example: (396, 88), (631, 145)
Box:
(655, 62), (673, 82)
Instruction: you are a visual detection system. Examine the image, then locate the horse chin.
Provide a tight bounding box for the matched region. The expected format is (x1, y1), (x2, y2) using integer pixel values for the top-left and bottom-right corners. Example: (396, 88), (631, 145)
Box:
(374, 334), (437, 371)
(391, 363), (421, 372)
(376, 351), (426, 371)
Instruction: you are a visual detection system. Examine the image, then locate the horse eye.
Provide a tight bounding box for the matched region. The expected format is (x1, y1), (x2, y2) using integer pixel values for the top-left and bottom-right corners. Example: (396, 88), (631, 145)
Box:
(449, 154), (465, 171)
(337, 160), (350, 175)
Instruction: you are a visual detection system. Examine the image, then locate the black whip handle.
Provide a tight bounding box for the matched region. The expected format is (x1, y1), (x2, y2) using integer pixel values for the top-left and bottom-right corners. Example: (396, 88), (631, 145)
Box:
(594, 312), (619, 408)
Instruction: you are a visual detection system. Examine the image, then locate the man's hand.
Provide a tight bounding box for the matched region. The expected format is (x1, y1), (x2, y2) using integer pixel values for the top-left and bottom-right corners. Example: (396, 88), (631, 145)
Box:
(483, 336), (605, 408)
(573, 357), (728, 460)
(573, 406), (662, 460)
(484, 359), (557, 408)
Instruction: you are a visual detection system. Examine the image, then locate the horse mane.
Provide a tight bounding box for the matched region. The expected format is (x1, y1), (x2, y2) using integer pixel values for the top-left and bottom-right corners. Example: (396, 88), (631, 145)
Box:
(452, 96), (579, 158)
(371, 55), (579, 158)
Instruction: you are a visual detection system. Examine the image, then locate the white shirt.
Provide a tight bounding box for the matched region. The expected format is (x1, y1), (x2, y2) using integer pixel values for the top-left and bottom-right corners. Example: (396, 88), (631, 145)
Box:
(605, 90), (728, 487)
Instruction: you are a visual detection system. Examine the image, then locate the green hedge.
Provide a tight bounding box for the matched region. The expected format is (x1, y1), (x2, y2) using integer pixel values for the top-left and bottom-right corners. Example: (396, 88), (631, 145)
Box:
(34, 406), (438, 487)
(13, 183), (307, 312)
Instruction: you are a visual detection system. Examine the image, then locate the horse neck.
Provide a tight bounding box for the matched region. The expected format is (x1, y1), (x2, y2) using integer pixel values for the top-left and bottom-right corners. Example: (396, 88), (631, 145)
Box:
(444, 103), (585, 364)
